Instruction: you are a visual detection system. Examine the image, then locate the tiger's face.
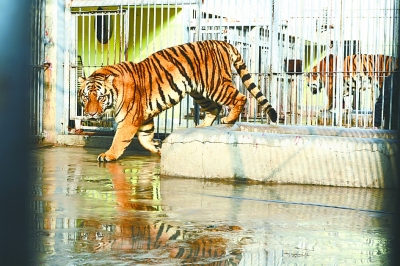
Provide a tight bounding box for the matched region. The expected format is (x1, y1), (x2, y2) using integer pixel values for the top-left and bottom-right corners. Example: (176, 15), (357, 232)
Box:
(78, 74), (115, 119)
(306, 74), (323, 95)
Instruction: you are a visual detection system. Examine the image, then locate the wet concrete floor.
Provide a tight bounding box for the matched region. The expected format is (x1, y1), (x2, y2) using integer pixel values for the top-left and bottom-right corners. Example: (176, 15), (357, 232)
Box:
(30, 146), (398, 265)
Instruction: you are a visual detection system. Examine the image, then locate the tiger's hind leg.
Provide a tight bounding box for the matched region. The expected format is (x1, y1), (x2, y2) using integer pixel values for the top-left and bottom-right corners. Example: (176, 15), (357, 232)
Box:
(190, 91), (222, 127)
(218, 83), (247, 124)
(137, 119), (161, 155)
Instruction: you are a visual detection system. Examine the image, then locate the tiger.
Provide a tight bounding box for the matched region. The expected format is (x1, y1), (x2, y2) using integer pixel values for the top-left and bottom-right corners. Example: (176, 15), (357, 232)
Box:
(78, 40), (278, 161)
(77, 219), (243, 265)
(306, 54), (337, 110)
(343, 54), (398, 96)
(306, 54), (398, 110)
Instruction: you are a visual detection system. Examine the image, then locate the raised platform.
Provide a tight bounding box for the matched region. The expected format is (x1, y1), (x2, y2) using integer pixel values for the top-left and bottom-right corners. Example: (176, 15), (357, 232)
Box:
(160, 122), (399, 188)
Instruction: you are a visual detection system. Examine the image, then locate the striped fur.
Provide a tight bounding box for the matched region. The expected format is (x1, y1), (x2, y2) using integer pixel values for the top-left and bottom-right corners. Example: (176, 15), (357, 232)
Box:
(79, 40), (277, 161)
(343, 54), (398, 95)
(306, 54), (397, 110)
(306, 54), (337, 110)
(79, 220), (243, 265)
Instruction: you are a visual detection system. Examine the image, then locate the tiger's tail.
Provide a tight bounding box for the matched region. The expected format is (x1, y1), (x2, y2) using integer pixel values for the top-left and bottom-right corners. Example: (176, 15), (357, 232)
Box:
(230, 45), (277, 122)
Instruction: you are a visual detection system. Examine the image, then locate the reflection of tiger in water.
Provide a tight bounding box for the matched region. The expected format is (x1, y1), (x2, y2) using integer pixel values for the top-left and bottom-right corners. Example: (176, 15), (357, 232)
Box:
(77, 220), (243, 265)
(78, 40), (277, 162)
(82, 160), (244, 265)
(306, 54), (398, 110)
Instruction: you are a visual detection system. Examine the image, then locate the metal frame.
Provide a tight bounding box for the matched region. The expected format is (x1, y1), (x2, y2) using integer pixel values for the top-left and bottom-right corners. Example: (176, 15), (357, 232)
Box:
(62, 0), (399, 137)
(29, 0), (46, 141)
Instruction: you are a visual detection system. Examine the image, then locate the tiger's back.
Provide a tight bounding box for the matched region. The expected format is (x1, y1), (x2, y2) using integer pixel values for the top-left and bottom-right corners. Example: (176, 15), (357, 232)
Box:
(343, 54), (398, 91)
(79, 40), (277, 161)
(121, 41), (275, 122)
(307, 54), (398, 111)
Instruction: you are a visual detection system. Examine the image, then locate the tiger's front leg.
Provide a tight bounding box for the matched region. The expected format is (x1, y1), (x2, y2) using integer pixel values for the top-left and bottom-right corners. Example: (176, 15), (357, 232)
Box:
(137, 119), (162, 155)
(98, 121), (139, 162)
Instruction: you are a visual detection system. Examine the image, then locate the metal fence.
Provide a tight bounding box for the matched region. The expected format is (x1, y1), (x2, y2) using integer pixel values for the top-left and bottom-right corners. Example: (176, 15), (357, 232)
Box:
(63, 0), (399, 138)
(29, 0), (46, 141)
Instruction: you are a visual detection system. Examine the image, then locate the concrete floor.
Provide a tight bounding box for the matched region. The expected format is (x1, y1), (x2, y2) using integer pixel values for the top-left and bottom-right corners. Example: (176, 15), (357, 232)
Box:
(30, 146), (398, 265)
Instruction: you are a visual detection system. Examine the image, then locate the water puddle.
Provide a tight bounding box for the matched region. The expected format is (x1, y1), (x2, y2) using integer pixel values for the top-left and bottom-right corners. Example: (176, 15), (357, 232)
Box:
(30, 147), (397, 265)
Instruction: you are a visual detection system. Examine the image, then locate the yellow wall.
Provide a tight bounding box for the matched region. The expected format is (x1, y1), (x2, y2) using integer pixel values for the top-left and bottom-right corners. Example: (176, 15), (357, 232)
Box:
(74, 6), (184, 72)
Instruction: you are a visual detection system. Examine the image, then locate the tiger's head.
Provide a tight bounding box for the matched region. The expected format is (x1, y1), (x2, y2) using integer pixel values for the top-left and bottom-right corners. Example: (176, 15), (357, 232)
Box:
(78, 74), (116, 119)
(306, 55), (336, 95)
(306, 72), (323, 95)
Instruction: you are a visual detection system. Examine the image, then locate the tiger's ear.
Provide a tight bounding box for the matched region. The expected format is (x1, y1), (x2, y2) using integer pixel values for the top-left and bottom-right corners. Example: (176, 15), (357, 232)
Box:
(105, 74), (115, 84)
(78, 77), (86, 84)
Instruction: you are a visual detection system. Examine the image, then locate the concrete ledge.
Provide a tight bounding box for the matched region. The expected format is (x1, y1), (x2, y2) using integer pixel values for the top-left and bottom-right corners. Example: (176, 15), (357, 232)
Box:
(160, 123), (399, 188)
(56, 134), (147, 151)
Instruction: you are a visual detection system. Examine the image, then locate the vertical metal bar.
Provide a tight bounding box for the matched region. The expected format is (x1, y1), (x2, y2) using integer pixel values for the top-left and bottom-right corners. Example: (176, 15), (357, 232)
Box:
(372, 1), (382, 123)
(36, 0), (41, 135)
(195, 0), (201, 42)
(296, 0), (305, 125)
(278, 2), (284, 124)
(156, 1), (162, 137)
(301, 0), (307, 126)
(125, 5), (130, 61)
(334, 0), (343, 127)
(39, 0), (45, 134)
(79, 12), (84, 117)
(379, 0), (389, 129)
(202, 0), (207, 41)
(174, 0), (178, 43)
(153, 1), (157, 52)
(32, 0), (38, 134)
(146, 1), (150, 56)
(81, 12), (85, 76)
(63, 0), (72, 134)
(113, 11), (117, 64)
(178, 0), (185, 126)
(29, 0), (34, 135)
(132, 3), (137, 61)
(387, 0), (399, 129)
(164, 0), (170, 133)
(314, 0), (322, 126)
(139, 3), (144, 61)
(101, 12), (104, 66)
(30, 0), (35, 135)
(268, 0), (275, 122)
(88, 13), (92, 72)
(219, 0), (223, 41)
(170, 0), (179, 132)
(94, 12), (98, 67)
(306, 0), (313, 125)
(119, 7), (123, 62)
(70, 12), (77, 120)
(107, 12), (111, 65)
(362, 0), (372, 127)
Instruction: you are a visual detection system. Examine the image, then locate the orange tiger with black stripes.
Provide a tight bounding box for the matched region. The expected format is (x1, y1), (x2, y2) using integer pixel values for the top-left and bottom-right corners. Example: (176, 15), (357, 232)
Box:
(306, 54), (337, 110)
(79, 40), (277, 161)
(307, 54), (397, 110)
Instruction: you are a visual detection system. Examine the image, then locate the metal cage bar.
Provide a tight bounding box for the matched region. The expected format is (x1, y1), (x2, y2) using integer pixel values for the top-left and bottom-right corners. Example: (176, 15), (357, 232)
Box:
(65, 0), (399, 137)
(29, 0), (46, 141)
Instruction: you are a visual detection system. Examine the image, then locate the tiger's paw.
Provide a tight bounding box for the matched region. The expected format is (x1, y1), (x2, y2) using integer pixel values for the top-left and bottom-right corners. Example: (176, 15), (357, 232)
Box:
(220, 117), (235, 124)
(154, 139), (162, 148)
(267, 107), (278, 123)
(97, 152), (118, 162)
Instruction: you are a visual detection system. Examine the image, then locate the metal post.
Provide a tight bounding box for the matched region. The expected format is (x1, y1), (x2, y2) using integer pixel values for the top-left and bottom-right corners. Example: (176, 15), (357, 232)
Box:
(193, 0), (202, 126)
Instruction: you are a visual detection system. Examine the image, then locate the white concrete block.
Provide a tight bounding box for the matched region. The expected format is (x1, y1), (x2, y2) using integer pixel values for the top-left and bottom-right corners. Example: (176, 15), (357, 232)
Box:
(160, 123), (399, 188)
